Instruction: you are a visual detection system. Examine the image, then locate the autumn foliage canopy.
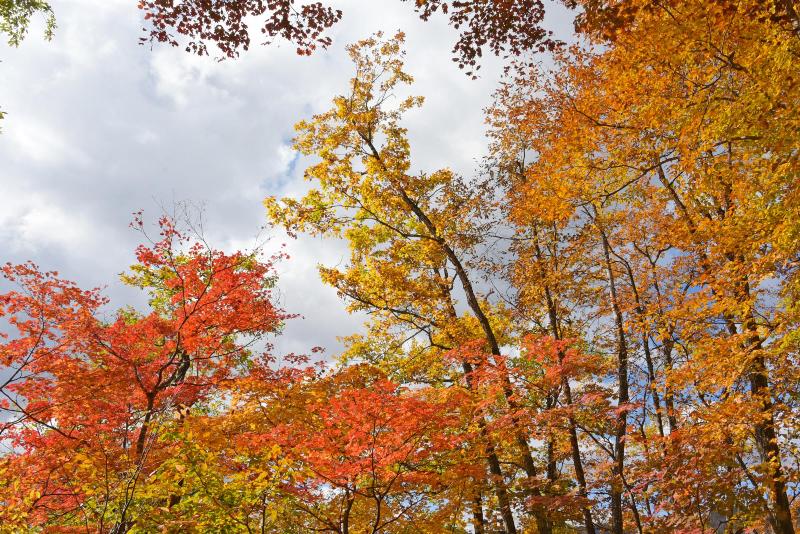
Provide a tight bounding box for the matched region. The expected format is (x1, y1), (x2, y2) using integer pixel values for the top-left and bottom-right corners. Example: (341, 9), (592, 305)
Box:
(2, 0), (800, 532)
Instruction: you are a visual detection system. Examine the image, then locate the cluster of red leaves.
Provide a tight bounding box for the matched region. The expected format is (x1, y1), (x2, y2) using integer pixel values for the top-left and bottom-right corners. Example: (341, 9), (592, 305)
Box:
(0, 216), (288, 525)
(276, 366), (461, 496)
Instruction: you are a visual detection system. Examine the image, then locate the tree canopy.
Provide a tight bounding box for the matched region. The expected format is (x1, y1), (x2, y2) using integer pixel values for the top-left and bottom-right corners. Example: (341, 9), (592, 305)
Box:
(2, 0), (800, 532)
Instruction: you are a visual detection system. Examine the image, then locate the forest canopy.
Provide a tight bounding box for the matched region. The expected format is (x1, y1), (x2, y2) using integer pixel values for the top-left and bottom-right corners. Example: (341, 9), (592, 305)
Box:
(1, 0), (799, 533)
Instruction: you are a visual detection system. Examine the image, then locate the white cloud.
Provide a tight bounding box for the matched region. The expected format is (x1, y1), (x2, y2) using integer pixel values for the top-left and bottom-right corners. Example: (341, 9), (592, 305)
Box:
(0, 187), (92, 253)
(0, 0), (573, 356)
(6, 118), (89, 166)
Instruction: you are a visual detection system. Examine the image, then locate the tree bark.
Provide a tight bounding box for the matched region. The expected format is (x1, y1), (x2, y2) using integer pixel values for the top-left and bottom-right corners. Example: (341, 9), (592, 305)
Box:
(471, 490), (486, 534)
(598, 224), (629, 534)
(534, 230), (596, 534)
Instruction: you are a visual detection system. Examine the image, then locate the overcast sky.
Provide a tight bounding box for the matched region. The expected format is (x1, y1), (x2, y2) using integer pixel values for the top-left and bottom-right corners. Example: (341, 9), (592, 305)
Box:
(0, 0), (572, 358)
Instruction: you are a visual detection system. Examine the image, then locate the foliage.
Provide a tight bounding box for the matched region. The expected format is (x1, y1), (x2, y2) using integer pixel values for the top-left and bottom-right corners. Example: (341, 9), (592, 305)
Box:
(0, 0), (56, 132)
(3, 0), (800, 532)
(0, 0), (54, 47)
(137, 0), (557, 75)
(0, 214), (289, 531)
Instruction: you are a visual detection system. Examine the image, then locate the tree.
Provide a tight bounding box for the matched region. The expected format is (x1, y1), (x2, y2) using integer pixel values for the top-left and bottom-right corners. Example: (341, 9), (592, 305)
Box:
(266, 31), (614, 534)
(270, 364), (469, 533)
(490, 0), (800, 530)
(0, 212), (288, 531)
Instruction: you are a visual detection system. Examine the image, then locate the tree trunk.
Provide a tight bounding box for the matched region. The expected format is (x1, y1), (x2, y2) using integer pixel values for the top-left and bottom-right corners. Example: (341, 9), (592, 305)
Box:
(471, 490), (486, 534)
(750, 356), (795, 534)
(462, 359), (518, 534)
(538, 258), (596, 534)
(599, 225), (629, 534)
(742, 307), (794, 534)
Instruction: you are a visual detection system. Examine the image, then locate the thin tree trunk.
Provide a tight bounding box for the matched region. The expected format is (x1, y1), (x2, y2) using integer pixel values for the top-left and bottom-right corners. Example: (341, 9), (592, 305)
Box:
(535, 230), (596, 534)
(471, 490), (486, 534)
(750, 355), (795, 534)
(662, 338), (679, 433)
(644, 251), (679, 434)
(617, 253), (664, 438)
(462, 360), (518, 534)
(134, 394), (156, 458)
(485, 438), (518, 534)
(741, 291), (794, 534)
(598, 224), (630, 534)
(342, 493), (354, 534)
(642, 333), (664, 437)
(366, 140), (533, 534)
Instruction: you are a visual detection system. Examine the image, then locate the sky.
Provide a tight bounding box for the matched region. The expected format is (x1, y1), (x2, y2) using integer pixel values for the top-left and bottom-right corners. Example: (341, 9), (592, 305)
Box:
(0, 0), (572, 358)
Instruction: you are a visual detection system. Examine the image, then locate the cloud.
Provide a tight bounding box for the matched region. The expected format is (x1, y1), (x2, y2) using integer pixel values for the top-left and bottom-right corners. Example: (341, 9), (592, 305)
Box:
(0, 0), (572, 356)
(0, 184), (91, 253)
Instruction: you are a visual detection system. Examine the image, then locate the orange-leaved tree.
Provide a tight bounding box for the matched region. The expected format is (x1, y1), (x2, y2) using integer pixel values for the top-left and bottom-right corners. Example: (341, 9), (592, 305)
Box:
(490, 0), (800, 531)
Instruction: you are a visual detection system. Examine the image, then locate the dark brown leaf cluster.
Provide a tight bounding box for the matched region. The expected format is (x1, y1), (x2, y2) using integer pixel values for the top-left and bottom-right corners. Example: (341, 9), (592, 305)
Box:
(139, 0), (342, 57)
(138, 0), (560, 72)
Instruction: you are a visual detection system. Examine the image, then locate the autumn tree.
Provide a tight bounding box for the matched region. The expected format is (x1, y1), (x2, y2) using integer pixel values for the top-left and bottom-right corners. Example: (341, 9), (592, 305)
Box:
(490, 0), (800, 530)
(238, 363), (471, 533)
(0, 212), (289, 531)
(264, 30), (629, 533)
(0, 211), (481, 533)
